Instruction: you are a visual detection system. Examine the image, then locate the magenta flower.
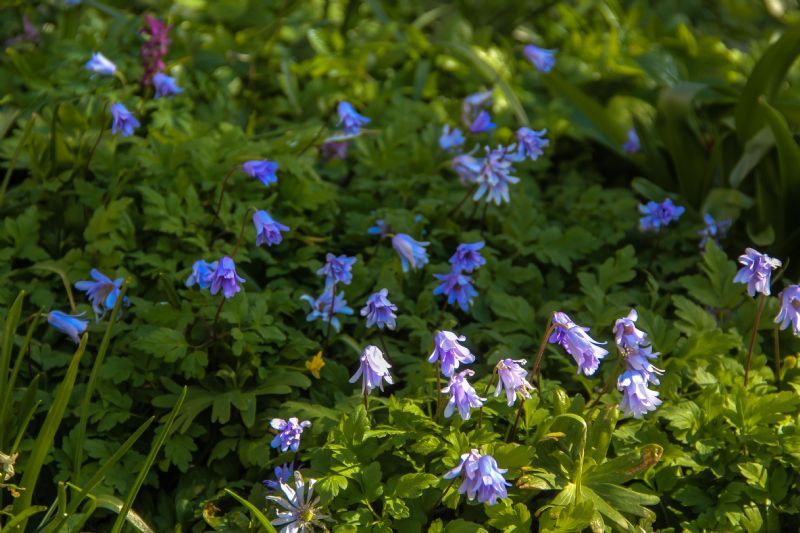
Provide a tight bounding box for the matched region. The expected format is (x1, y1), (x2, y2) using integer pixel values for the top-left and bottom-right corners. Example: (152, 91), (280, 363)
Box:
(243, 160), (279, 187)
(442, 369), (485, 421)
(734, 248), (782, 297)
(209, 256), (245, 298)
(428, 330), (475, 378)
(349, 345), (394, 395)
(392, 233), (429, 272)
(360, 289), (398, 330)
(253, 210), (289, 247)
(443, 449), (510, 506)
(617, 370), (662, 418)
(549, 312), (608, 376)
(140, 15), (171, 86)
(775, 285), (800, 335)
(523, 45), (557, 73)
(47, 311), (88, 344)
(494, 358), (534, 406)
(270, 418), (311, 452)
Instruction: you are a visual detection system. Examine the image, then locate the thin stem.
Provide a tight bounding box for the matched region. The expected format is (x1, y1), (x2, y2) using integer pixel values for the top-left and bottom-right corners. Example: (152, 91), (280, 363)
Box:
(363, 387), (369, 412)
(213, 167), (238, 219)
(773, 326), (781, 388)
(212, 296), (226, 329)
(324, 283), (337, 352)
(479, 201), (489, 237)
(477, 373), (497, 429)
(532, 313), (557, 378)
(230, 207), (254, 259)
(85, 102), (108, 176)
(744, 294), (767, 386)
(506, 399), (525, 442)
(432, 477), (456, 509)
(434, 361), (442, 420)
(646, 229), (663, 272)
(446, 185), (477, 218)
(377, 329), (391, 364)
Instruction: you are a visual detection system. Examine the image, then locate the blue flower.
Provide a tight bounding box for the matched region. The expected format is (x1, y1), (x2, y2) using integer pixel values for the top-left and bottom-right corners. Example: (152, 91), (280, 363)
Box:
(469, 111), (495, 134)
(734, 248), (782, 297)
(243, 160), (279, 187)
(775, 285), (800, 336)
(317, 253), (356, 287)
(494, 358), (534, 406)
(523, 45), (557, 73)
(367, 219), (389, 236)
(428, 330), (475, 378)
(110, 104), (140, 137)
(625, 346), (664, 386)
(617, 370), (662, 418)
(473, 147), (519, 205)
(622, 128), (640, 153)
(337, 101), (370, 135)
(449, 242), (486, 273)
(433, 271), (478, 312)
(549, 312), (608, 376)
(85, 52), (116, 76)
(47, 311), (88, 344)
(444, 450), (510, 506)
(263, 463), (295, 491)
(439, 125), (465, 151)
(514, 127), (549, 161)
(152, 72), (184, 98)
(185, 259), (217, 289)
(360, 289), (398, 330)
(613, 309), (648, 353)
(349, 345), (393, 394)
(300, 289), (353, 332)
(451, 152), (483, 185)
(270, 418), (311, 453)
(442, 369), (485, 421)
(698, 213), (731, 249)
(75, 269), (127, 322)
(391, 233), (429, 272)
(253, 210), (290, 247)
(209, 256), (245, 299)
(638, 199), (685, 232)
(461, 90), (493, 127)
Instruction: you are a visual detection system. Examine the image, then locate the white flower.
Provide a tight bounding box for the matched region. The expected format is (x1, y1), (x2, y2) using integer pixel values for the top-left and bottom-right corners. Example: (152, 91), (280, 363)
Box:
(266, 471), (331, 532)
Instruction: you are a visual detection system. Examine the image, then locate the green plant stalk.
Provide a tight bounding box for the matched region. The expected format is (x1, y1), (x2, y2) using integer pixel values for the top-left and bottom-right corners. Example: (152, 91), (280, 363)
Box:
(0, 116), (36, 210)
(110, 386), (187, 533)
(73, 284), (128, 482)
(324, 282), (337, 352)
(477, 372), (496, 429)
(0, 308), (41, 447)
(12, 333), (89, 527)
(744, 294), (767, 386)
(11, 399), (41, 453)
(554, 413), (588, 501)
(224, 488), (278, 533)
(773, 326), (781, 388)
(0, 291), (25, 448)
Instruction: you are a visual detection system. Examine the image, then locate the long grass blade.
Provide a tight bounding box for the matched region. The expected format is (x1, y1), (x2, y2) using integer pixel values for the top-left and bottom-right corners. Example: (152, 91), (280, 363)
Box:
(225, 488), (279, 533)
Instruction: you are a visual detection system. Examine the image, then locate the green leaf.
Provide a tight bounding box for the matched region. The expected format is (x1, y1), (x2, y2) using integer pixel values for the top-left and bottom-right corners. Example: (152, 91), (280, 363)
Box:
(387, 473), (438, 499)
(136, 327), (188, 362)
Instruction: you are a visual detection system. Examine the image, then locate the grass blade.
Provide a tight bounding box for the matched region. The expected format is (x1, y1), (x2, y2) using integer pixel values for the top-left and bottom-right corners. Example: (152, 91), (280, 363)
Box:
(225, 488), (279, 533)
(0, 291), (25, 449)
(0, 117), (36, 210)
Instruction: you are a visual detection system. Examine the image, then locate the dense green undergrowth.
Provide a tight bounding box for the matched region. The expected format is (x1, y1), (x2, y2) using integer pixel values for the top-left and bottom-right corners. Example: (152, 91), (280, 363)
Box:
(1, 1), (800, 531)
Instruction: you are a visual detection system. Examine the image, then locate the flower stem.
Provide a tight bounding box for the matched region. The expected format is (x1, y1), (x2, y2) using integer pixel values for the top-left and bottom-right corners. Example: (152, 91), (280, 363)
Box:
(744, 294), (766, 386)
(434, 361), (442, 420)
(212, 296), (226, 330)
(479, 201), (489, 237)
(324, 283), (337, 352)
(477, 373), (497, 429)
(447, 185), (478, 218)
(363, 387), (369, 412)
(532, 313), (557, 385)
(213, 166), (238, 220)
(377, 329), (392, 364)
(433, 477), (456, 509)
(773, 326), (781, 388)
(506, 398), (525, 442)
(85, 101), (108, 176)
(646, 229), (663, 272)
(230, 207), (253, 259)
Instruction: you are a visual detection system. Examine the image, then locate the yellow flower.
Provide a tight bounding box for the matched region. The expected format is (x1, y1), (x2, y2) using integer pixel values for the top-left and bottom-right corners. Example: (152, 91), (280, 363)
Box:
(306, 351), (325, 379)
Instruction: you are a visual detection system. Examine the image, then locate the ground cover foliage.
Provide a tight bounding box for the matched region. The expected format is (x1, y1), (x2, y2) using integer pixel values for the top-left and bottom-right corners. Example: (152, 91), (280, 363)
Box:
(2, 0), (800, 531)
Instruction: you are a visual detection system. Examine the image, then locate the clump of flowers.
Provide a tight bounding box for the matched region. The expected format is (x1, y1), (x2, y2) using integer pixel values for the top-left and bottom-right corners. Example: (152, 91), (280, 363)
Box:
(494, 358), (534, 406)
(140, 15), (171, 86)
(613, 309), (663, 418)
(549, 312), (608, 376)
(734, 247), (782, 297)
(443, 449), (510, 506)
(442, 369), (485, 420)
(47, 311), (88, 344)
(266, 472), (331, 531)
(638, 198), (685, 232)
(523, 45), (557, 73)
(775, 285), (800, 336)
(270, 418), (311, 452)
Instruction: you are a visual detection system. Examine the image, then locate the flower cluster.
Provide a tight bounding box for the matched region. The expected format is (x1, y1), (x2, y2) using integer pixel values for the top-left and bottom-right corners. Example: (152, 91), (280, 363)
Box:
(613, 310), (663, 418)
(444, 449), (511, 505)
(638, 198), (685, 232)
(270, 417), (311, 453)
(433, 242), (485, 312)
(185, 257), (245, 299)
(549, 312), (608, 376)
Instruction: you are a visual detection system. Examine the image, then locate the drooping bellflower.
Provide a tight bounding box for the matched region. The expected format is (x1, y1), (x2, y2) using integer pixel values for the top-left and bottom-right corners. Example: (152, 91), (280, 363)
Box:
(185, 259), (217, 289)
(75, 269), (127, 321)
(270, 417), (311, 452)
(140, 15), (171, 86)
(253, 210), (290, 247)
(263, 463), (294, 491)
(625, 345), (664, 386)
(461, 90), (493, 127)
(349, 345), (394, 395)
(428, 330), (475, 378)
(473, 146), (519, 205)
(638, 199), (685, 232)
(360, 289), (398, 330)
(85, 52), (116, 76)
(300, 289), (353, 332)
(698, 213), (731, 249)
(622, 128), (640, 153)
(514, 127), (549, 161)
(775, 285), (800, 335)
(451, 152), (483, 185)
(243, 160), (279, 187)
(469, 111), (496, 134)
(152, 72), (183, 98)
(494, 358), (535, 406)
(392, 233), (429, 272)
(442, 369), (485, 421)
(617, 370), (662, 418)
(317, 253), (356, 288)
(613, 309), (648, 353)
(209, 256), (245, 298)
(110, 104), (140, 137)
(439, 125), (465, 151)
(443, 449), (510, 506)
(337, 101), (370, 135)
(433, 271), (478, 312)
(733, 248), (782, 297)
(549, 312), (608, 376)
(266, 472), (331, 532)
(449, 242), (486, 273)
(47, 311), (88, 344)
(523, 45), (557, 73)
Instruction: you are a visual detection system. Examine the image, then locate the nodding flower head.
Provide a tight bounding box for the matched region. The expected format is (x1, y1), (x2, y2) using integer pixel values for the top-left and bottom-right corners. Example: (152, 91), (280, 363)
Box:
(461, 90), (493, 127)
(613, 309), (648, 353)
(85, 52), (116, 76)
(300, 288), (353, 332)
(47, 311), (88, 344)
(443, 449), (510, 506)
(439, 125), (465, 151)
(514, 127), (549, 161)
(337, 101), (370, 135)
(775, 285), (800, 336)
(391, 233), (429, 272)
(75, 269), (128, 322)
(473, 146), (519, 205)
(433, 270), (478, 312)
(469, 111), (496, 134)
(451, 152), (483, 185)
(110, 104), (140, 137)
(622, 128), (640, 153)
(449, 241), (486, 273)
(360, 288), (398, 330)
(185, 259), (217, 290)
(549, 312), (608, 376)
(317, 253), (356, 287)
(209, 256), (245, 299)
(270, 417), (311, 453)
(428, 330), (475, 378)
(243, 160), (279, 187)
(698, 213), (731, 249)
(253, 210), (290, 247)
(152, 72), (184, 98)
(617, 370), (662, 418)
(494, 358), (534, 406)
(442, 369), (485, 421)
(349, 345), (393, 395)
(523, 45), (557, 73)
(734, 247), (782, 297)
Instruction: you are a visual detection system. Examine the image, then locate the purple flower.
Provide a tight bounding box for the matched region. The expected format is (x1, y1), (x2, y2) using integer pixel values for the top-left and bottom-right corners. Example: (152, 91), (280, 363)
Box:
(321, 140), (349, 160)
(392, 233), (430, 272)
(140, 15), (171, 86)
(442, 369), (485, 420)
(638, 198), (685, 232)
(469, 111), (496, 134)
(622, 128), (640, 153)
(617, 370), (662, 418)
(734, 248), (782, 297)
(47, 311), (88, 344)
(625, 346), (664, 386)
(349, 345), (393, 394)
(451, 152), (483, 185)
(698, 213), (732, 249)
(428, 330), (475, 378)
(270, 418), (311, 452)
(513, 127), (549, 161)
(75, 269), (127, 322)
(317, 253), (356, 287)
(253, 210), (289, 247)
(449, 242), (486, 273)
(209, 256), (245, 299)
(439, 125), (465, 151)
(263, 463), (295, 491)
(443, 450), (510, 506)
(243, 160), (279, 187)
(367, 219), (389, 236)
(775, 285), (800, 335)
(337, 101), (370, 135)
(300, 289), (353, 332)
(110, 104), (140, 137)
(461, 90), (493, 127)
(152, 72), (184, 98)
(473, 147), (519, 205)
(360, 289), (398, 330)
(613, 309), (648, 353)
(433, 271), (478, 312)
(85, 52), (116, 76)
(523, 45), (557, 73)
(494, 358), (534, 406)
(549, 312), (608, 376)
(185, 259), (217, 289)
